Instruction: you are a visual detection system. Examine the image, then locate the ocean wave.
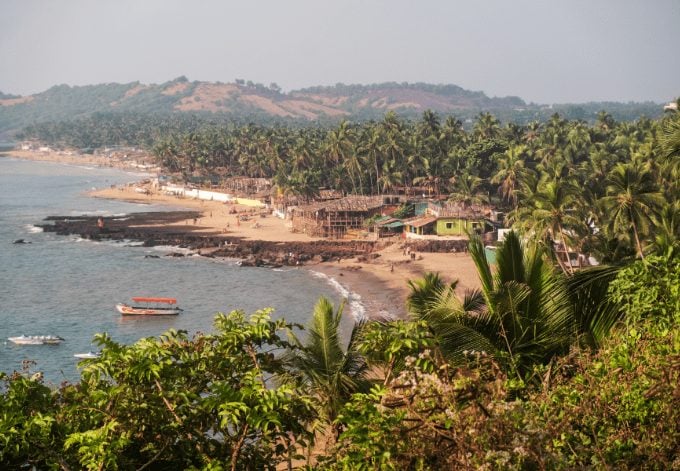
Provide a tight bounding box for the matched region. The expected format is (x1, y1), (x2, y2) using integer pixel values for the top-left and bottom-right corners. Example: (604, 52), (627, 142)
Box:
(149, 245), (194, 255)
(25, 225), (43, 233)
(309, 270), (366, 321)
(68, 210), (129, 218)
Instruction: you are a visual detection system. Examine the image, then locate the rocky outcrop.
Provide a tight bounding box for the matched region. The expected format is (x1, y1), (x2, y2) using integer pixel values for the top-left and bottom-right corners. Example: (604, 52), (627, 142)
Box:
(38, 212), (376, 267)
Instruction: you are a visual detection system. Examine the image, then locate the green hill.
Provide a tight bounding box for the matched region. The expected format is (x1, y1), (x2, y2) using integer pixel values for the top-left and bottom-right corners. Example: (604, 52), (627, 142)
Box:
(0, 78), (664, 136)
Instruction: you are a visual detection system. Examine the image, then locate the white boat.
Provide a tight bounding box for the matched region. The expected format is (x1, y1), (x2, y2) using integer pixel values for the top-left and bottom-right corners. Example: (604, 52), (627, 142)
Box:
(74, 351), (101, 359)
(8, 335), (65, 345)
(115, 297), (183, 316)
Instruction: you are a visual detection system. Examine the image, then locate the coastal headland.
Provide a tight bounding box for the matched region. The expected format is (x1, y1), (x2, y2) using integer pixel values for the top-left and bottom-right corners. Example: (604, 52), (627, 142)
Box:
(7, 150), (481, 321)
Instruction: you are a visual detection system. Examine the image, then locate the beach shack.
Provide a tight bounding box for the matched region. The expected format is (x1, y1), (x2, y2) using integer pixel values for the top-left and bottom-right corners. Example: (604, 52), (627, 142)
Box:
(372, 215), (405, 237)
(290, 195), (385, 238)
(403, 215), (437, 236)
(404, 201), (497, 239)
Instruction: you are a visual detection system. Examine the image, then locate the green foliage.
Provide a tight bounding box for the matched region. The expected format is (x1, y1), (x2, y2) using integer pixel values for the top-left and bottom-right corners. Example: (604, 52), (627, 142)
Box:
(322, 281), (680, 470)
(357, 319), (438, 383)
(391, 203), (414, 219)
(0, 281), (677, 470)
(536, 319), (680, 469)
(608, 254), (680, 327)
(406, 232), (576, 381)
(0, 366), (61, 469)
(0, 309), (314, 470)
(324, 352), (547, 470)
(281, 298), (369, 439)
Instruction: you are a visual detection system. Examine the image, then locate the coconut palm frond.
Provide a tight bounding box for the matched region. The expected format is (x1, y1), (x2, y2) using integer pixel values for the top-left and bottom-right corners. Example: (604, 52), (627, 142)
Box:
(281, 297), (369, 429)
(435, 320), (502, 366)
(406, 272), (454, 315)
(461, 288), (485, 313)
(566, 264), (623, 347)
(468, 235), (494, 304)
(494, 231), (527, 285)
(308, 297), (344, 375)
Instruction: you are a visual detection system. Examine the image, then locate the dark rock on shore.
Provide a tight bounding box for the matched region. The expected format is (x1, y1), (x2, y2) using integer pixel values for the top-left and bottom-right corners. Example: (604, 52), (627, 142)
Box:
(38, 211), (377, 267)
(38, 211), (465, 267)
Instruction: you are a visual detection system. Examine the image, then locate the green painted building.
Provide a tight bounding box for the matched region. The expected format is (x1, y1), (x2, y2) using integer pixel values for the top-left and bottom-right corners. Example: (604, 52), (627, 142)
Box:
(435, 217), (485, 236)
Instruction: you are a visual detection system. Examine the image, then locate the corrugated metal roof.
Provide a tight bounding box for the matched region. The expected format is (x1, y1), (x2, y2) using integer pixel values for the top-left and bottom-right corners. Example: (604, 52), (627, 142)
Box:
(383, 221), (405, 228)
(404, 216), (437, 228)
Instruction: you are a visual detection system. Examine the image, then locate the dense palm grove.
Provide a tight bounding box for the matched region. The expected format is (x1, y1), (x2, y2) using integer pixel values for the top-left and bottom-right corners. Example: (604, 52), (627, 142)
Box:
(153, 109), (678, 264)
(22, 107), (679, 263)
(3, 108), (679, 469)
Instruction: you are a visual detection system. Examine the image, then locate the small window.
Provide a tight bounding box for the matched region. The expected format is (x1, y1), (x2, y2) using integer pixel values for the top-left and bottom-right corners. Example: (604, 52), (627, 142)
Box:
(445, 222), (453, 229)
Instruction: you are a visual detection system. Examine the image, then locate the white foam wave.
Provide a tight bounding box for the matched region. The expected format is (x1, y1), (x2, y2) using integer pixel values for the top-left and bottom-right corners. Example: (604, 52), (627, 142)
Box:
(69, 210), (129, 217)
(310, 270), (366, 321)
(149, 245), (193, 255)
(25, 225), (43, 233)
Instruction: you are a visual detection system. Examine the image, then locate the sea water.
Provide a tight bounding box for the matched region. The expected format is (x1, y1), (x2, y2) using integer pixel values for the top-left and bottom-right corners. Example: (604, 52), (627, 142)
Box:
(0, 157), (351, 384)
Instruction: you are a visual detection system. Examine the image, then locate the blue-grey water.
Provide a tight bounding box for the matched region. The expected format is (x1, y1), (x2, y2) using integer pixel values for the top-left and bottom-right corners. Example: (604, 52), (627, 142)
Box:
(0, 157), (350, 385)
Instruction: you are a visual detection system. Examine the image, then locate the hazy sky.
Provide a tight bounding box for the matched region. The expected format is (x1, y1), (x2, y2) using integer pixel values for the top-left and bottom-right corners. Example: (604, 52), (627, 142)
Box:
(1, 0), (678, 104)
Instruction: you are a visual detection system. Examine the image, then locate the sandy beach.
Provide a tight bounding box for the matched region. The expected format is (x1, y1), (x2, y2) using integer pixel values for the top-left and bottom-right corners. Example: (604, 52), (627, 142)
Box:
(4, 150), (482, 320)
(4, 149), (146, 169)
(89, 183), (482, 321)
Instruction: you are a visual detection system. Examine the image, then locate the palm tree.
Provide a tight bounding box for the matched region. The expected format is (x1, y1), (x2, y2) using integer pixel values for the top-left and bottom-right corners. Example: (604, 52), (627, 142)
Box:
(649, 201), (680, 256)
(406, 272), (458, 315)
(600, 161), (664, 259)
(491, 144), (527, 208)
(514, 178), (584, 274)
(407, 232), (573, 381)
(359, 127), (383, 194)
(281, 297), (369, 440)
(447, 171), (488, 206)
(659, 112), (680, 173)
(473, 112), (501, 141)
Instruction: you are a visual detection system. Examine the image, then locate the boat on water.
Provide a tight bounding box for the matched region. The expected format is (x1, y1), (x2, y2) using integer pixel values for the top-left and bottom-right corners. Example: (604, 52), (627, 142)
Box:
(74, 351), (101, 359)
(8, 335), (65, 345)
(115, 297), (183, 316)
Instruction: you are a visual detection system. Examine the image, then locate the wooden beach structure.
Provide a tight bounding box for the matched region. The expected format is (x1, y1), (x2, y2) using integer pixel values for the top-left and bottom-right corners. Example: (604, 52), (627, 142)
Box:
(290, 195), (391, 238)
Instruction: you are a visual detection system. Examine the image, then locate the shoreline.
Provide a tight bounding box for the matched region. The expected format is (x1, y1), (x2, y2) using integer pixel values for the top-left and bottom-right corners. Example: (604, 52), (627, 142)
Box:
(7, 150), (481, 321)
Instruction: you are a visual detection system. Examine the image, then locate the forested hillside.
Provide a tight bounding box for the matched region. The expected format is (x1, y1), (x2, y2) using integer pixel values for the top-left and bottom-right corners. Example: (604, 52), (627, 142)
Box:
(0, 77), (664, 136)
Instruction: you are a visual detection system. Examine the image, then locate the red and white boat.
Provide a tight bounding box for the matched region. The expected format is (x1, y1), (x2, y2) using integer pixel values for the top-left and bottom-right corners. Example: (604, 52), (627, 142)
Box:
(115, 297), (183, 316)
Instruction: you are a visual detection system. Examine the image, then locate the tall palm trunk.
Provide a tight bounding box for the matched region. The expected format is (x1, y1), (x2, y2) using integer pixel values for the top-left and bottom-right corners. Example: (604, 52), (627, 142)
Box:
(629, 209), (645, 259)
